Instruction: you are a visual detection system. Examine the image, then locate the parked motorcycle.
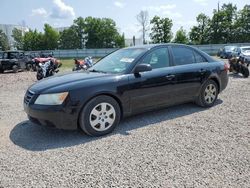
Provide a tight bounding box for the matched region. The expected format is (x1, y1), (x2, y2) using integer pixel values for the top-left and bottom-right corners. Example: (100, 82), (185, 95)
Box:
(36, 59), (62, 80)
(228, 56), (249, 78)
(72, 57), (93, 71)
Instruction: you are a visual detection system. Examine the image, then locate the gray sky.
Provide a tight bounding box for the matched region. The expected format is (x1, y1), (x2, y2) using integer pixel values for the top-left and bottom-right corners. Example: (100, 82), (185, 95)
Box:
(0, 0), (249, 39)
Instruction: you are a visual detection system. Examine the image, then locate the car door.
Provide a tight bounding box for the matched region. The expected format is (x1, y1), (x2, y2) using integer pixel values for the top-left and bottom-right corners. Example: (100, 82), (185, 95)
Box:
(170, 46), (209, 101)
(127, 47), (176, 113)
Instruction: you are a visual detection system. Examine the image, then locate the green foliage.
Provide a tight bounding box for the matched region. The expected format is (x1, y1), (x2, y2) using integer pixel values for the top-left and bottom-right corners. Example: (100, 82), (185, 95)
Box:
(59, 26), (80, 49)
(150, 16), (173, 43)
(43, 24), (59, 50)
(173, 27), (189, 44)
(23, 29), (44, 51)
(73, 17), (125, 48)
(234, 5), (250, 42)
(12, 28), (24, 50)
(189, 13), (210, 44)
(12, 18), (124, 51)
(0, 30), (10, 51)
(189, 3), (250, 44)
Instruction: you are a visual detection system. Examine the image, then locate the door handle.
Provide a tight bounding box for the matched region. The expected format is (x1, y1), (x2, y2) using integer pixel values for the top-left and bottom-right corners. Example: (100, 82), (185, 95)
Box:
(165, 74), (175, 80)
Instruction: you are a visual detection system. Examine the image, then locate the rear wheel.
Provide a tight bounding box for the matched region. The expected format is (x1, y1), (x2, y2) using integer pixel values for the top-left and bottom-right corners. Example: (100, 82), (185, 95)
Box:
(79, 95), (121, 136)
(241, 65), (249, 78)
(196, 80), (218, 107)
(26, 63), (32, 71)
(12, 65), (18, 73)
(0, 67), (3, 73)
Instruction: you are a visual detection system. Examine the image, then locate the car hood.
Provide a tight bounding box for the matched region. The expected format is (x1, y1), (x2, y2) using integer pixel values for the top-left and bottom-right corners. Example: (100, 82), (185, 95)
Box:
(29, 71), (112, 94)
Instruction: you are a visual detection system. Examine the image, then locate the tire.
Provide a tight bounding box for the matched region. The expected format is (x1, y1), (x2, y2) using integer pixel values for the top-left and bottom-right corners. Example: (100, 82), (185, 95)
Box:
(79, 95), (121, 136)
(36, 69), (44, 80)
(196, 79), (219, 107)
(241, 65), (249, 78)
(26, 63), (32, 71)
(12, 65), (18, 73)
(0, 68), (3, 73)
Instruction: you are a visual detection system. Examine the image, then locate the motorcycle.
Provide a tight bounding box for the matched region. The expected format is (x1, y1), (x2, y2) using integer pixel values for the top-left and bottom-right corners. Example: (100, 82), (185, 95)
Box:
(72, 57), (93, 71)
(228, 56), (249, 78)
(36, 59), (62, 80)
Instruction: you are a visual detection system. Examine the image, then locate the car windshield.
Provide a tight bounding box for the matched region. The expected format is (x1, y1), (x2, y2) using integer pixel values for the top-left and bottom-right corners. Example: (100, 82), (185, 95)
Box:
(89, 48), (147, 73)
(225, 46), (236, 51)
(241, 47), (250, 52)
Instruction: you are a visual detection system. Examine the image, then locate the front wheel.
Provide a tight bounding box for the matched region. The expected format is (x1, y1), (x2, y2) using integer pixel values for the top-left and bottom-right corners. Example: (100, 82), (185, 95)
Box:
(196, 80), (218, 107)
(79, 95), (121, 136)
(36, 69), (44, 80)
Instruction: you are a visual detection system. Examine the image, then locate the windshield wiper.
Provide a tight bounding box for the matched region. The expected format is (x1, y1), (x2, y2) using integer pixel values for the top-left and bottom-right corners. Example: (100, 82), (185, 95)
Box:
(89, 69), (108, 73)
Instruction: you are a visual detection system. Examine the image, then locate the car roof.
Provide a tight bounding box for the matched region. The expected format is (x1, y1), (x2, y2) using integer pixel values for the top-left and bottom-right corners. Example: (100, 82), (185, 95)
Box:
(240, 46), (250, 49)
(125, 43), (194, 50)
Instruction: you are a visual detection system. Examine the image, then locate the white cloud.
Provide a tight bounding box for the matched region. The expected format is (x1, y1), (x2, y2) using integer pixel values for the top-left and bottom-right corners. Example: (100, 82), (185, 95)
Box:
(114, 1), (125, 8)
(50, 0), (75, 19)
(193, 0), (208, 6)
(31, 8), (48, 17)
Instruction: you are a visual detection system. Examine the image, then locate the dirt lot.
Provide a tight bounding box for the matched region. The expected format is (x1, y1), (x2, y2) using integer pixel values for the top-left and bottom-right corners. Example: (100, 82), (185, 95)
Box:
(0, 68), (250, 187)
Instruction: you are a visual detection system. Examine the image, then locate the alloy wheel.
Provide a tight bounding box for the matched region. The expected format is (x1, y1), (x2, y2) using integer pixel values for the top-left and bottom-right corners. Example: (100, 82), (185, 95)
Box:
(89, 102), (116, 131)
(204, 84), (217, 104)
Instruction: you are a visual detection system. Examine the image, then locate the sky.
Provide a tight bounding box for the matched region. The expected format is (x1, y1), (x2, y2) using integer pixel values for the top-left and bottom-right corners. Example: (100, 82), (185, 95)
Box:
(0, 0), (249, 39)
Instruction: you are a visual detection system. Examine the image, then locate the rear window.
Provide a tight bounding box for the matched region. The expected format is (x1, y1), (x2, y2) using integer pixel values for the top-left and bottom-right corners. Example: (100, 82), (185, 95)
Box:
(172, 47), (195, 65)
(193, 51), (207, 63)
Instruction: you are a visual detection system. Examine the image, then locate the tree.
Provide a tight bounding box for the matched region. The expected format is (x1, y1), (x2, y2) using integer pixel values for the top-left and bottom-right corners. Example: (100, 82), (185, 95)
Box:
(137, 10), (149, 44)
(209, 3), (237, 43)
(12, 28), (24, 50)
(234, 5), (250, 42)
(173, 27), (189, 44)
(43, 24), (59, 50)
(73, 16), (124, 48)
(59, 26), (80, 49)
(23, 29), (44, 51)
(0, 30), (9, 51)
(150, 16), (173, 43)
(189, 13), (210, 44)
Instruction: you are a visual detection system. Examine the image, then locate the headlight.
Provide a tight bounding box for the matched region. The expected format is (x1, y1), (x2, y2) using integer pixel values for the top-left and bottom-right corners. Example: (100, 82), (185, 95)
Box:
(34, 92), (68, 105)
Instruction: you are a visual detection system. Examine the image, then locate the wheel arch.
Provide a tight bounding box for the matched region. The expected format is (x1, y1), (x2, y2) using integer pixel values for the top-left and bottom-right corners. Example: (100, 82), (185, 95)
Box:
(209, 76), (220, 93)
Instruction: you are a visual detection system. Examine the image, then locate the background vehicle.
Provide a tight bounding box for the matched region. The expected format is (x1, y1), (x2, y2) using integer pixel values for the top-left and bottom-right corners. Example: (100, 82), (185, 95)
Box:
(0, 51), (28, 73)
(72, 57), (93, 71)
(24, 44), (228, 136)
(220, 45), (237, 59)
(36, 58), (62, 80)
(231, 46), (250, 64)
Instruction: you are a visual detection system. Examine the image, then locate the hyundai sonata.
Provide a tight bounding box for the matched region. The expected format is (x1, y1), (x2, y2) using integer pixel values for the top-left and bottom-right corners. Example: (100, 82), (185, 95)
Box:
(24, 44), (228, 136)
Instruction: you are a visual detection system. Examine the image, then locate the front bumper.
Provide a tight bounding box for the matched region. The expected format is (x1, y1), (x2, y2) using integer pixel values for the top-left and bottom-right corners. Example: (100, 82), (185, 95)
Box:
(23, 91), (79, 130)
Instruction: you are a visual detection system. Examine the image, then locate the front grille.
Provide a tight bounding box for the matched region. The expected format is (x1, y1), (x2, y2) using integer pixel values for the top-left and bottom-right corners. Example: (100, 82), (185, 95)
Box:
(24, 90), (35, 105)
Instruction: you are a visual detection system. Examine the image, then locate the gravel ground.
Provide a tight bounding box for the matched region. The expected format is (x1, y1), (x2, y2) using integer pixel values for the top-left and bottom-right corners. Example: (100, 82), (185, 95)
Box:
(0, 68), (249, 187)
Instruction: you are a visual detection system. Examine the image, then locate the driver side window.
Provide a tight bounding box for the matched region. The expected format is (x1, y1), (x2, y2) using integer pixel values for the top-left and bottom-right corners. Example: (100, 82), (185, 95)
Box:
(141, 48), (170, 69)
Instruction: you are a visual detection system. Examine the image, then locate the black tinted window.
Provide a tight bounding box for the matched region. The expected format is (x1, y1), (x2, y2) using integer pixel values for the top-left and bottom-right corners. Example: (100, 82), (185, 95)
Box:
(141, 48), (170, 69)
(172, 47), (195, 65)
(193, 51), (207, 63)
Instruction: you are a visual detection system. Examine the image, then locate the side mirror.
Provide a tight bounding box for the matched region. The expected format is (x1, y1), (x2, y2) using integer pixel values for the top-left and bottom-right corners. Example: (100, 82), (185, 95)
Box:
(134, 64), (152, 74)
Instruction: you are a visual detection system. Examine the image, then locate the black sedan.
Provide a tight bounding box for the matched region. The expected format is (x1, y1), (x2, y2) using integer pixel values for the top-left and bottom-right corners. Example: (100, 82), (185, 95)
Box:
(24, 44), (228, 136)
